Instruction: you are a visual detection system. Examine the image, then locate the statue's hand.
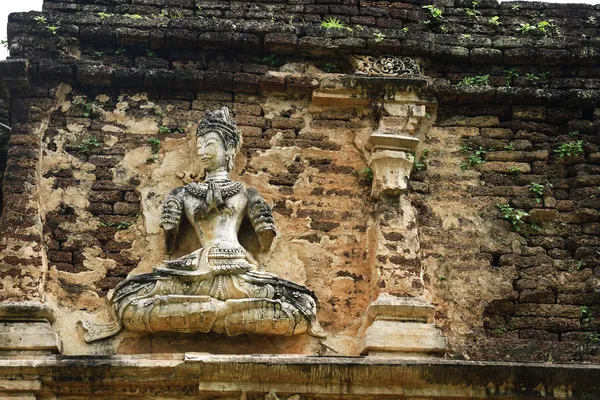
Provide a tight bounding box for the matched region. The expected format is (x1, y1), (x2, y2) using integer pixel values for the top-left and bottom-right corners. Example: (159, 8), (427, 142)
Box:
(258, 228), (276, 251)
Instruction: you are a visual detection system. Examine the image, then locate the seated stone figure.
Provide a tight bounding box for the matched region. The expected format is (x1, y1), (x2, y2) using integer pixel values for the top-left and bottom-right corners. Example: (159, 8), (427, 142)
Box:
(81, 107), (325, 342)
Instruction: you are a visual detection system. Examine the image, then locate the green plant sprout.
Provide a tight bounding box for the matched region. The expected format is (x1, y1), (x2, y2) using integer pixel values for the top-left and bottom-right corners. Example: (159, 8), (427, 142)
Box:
(497, 203), (531, 232)
(114, 221), (132, 230)
(152, 10), (168, 19)
(581, 305), (594, 325)
(423, 5), (444, 23)
(170, 9), (184, 19)
(508, 166), (522, 174)
(529, 182), (544, 203)
(72, 97), (100, 118)
(262, 54), (280, 66)
(34, 16), (47, 25)
(323, 63), (335, 73)
(458, 74), (489, 86)
(555, 141), (584, 158)
(525, 73), (539, 84)
(569, 261), (584, 272)
(537, 20), (555, 34)
(517, 23), (536, 34)
(154, 107), (166, 119)
(373, 32), (386, 43)
(415, 148), (430, 171)
(147, 138), (161, 154)
(588, 333), (600, 343)
(321, 17), (352, 31)
(459, 145), (487, 170)
(503, 68), (519, 86)
(359, 167), (373, 182)
(77, 137), (102, 155)
(465, 8), (480, 18)
(466, 0), (481, 18)
(488, 16), (501, 26)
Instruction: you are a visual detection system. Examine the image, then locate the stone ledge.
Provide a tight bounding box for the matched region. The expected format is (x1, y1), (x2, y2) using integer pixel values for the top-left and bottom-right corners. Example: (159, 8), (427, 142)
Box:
(7, 10), (600, 66)
(0, 354), (598, 398)
(0, 301), (55, 323)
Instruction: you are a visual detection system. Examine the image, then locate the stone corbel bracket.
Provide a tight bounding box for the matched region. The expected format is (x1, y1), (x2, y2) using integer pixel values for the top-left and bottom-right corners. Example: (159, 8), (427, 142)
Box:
(367, 136), (419, 200)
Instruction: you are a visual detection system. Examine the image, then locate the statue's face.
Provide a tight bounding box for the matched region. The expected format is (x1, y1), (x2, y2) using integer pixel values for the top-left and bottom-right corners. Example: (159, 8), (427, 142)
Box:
(197, 131), (227, 172)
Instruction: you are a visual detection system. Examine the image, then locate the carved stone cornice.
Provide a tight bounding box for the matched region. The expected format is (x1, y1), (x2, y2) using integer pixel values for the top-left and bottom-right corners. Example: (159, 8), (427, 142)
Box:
(0, 354), (596, 399)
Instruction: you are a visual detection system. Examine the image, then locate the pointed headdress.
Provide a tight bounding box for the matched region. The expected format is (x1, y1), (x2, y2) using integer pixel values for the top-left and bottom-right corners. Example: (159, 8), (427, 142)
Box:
(196, 107), (241, 149)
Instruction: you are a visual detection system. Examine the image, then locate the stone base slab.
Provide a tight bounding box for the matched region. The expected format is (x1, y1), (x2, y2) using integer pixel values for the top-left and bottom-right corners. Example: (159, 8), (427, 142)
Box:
(0, 302), (61, 354)
(362, 320), (447, 356)
(360, 294), (446, 356)
(0, 322), (62, 353)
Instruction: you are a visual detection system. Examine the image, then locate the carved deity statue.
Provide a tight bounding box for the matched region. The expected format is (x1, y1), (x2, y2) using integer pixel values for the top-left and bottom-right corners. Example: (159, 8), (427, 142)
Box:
(81, 108), (325, 342)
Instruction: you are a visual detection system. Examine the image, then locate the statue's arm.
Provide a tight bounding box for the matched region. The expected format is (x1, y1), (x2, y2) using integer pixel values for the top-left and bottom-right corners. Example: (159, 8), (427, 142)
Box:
(161, 187), (185, 255)
(246, 188), (277, 251)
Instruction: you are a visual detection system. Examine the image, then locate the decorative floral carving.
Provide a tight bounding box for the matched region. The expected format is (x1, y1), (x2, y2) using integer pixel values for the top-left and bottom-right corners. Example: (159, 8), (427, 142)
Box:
(351, 55), (423, 77)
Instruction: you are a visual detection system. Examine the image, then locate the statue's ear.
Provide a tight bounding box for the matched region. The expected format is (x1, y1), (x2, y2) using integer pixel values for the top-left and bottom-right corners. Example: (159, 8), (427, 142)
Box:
(226, 144), (235, 156)
(226, 144), (236, 171)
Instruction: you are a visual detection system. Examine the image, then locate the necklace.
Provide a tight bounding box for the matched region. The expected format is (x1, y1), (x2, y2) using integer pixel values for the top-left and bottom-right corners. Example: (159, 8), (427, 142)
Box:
(185, 180), (244, 200)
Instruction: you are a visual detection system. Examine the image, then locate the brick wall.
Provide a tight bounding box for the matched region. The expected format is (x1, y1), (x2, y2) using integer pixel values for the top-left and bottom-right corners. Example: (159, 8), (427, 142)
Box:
(1, 0), (600, 358)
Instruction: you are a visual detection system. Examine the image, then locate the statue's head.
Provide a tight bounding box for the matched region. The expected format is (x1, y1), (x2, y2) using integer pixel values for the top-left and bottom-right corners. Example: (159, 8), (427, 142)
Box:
(196, 107), (241, 173)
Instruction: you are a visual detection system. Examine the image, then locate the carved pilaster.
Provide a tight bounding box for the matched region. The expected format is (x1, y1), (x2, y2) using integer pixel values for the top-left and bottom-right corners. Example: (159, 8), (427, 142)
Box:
(311, 59), (446, 357)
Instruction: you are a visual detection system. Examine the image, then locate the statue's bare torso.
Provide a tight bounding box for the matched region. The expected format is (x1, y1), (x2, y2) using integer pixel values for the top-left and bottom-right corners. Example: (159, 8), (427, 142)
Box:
(184, 189), (246, 250)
